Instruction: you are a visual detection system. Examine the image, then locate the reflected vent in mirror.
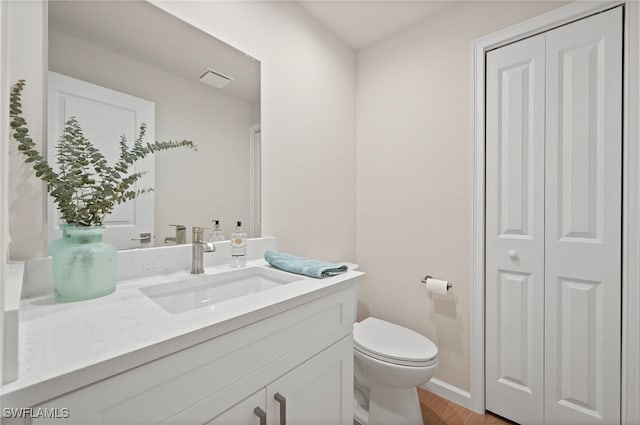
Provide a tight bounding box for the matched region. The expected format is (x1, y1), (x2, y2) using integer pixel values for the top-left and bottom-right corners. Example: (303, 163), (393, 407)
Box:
(198, 68), (234, 89)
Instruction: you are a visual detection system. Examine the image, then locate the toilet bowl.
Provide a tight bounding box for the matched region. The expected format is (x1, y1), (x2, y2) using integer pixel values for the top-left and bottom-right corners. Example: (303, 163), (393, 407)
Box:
(353, 318), (438, 425)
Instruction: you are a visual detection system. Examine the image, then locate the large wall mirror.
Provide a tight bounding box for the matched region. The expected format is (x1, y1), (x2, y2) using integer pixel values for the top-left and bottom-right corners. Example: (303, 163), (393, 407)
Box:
(39, 1), (261, 250)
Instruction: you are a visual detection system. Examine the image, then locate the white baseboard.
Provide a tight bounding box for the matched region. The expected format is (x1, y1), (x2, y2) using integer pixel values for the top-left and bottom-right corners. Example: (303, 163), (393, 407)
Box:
(421, 378), (476, 412)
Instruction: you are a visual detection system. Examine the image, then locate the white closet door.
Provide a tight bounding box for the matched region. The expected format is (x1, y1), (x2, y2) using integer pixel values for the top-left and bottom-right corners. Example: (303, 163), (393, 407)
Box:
(485, 34), (546, 425)
(544, 7), (622, 424)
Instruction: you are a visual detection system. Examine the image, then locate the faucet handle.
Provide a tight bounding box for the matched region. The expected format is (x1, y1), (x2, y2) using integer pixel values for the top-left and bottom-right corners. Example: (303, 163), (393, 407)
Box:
(167, 224), (187, 244)
(192, 226), (212, 243)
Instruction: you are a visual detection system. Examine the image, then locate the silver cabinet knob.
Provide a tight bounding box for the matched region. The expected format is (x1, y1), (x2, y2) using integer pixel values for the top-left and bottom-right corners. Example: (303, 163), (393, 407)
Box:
(508, 249), (518, 259)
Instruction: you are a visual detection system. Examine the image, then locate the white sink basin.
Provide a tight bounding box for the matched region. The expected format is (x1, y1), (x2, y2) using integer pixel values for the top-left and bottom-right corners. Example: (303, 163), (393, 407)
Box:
(140, 267), (304, 314)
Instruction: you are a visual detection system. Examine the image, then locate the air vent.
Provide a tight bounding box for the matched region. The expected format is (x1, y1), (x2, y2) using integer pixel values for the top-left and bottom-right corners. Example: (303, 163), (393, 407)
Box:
(198, 68), (234, 89)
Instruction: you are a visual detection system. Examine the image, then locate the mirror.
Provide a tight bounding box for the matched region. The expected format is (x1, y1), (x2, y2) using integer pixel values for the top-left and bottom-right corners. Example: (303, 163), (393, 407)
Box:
(45, 1), (261, 249)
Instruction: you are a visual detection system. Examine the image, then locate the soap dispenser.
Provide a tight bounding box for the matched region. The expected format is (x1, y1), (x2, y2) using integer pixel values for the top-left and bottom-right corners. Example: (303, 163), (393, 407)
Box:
(230, 221), (247, 267)
(211, 219), (225, 242)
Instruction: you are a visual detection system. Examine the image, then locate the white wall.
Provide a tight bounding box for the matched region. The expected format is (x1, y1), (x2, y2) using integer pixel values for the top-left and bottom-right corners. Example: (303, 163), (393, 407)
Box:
(355, 1), (566, 392)
(0, 0), (8, 385)
(151, 1), (357, 261)
(48, 29), (255, 243)
(6, 0), (47, 260)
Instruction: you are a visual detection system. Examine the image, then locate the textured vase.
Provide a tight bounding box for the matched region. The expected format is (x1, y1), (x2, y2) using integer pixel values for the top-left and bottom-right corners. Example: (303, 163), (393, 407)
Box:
(52, 225), (117, 302)
(48, 223), (70, 256)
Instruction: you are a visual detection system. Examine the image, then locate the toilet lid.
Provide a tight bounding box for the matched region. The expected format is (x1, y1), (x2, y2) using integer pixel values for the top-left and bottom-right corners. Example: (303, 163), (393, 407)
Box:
(354, 318), (438, 366)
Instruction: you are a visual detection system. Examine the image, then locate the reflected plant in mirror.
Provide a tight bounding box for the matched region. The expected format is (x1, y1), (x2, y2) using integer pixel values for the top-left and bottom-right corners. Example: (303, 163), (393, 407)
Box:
(10, 79), (197, 301)
(11, 80), (197, 227)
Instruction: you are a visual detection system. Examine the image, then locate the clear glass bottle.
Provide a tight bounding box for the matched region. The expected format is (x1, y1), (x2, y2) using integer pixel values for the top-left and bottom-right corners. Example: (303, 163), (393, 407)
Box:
(230, 221), (247, 267)
(211, 219), (225, 241)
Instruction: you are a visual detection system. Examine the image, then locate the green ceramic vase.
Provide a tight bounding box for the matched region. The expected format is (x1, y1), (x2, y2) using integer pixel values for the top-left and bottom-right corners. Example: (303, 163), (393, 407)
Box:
(52, 225), (117, 302)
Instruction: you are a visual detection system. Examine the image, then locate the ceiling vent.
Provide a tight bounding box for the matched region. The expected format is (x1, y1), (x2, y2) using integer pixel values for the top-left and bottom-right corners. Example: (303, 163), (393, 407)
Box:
(198, 68), (234, 89)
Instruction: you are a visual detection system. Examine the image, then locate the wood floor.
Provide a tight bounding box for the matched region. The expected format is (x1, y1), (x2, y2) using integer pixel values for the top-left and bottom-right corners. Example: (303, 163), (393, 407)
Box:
(418, 388), (515, 425)
(354, 388), (515, 425)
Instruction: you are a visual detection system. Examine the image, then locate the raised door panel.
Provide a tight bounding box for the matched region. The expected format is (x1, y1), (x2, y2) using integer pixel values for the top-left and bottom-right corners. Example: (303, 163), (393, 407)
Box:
(544, 7), (622, 424)
(485, 33), (545, 425)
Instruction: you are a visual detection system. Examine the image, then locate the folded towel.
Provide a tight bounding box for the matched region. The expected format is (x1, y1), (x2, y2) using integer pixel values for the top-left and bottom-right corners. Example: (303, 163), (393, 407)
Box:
(264, 251), (348, 278)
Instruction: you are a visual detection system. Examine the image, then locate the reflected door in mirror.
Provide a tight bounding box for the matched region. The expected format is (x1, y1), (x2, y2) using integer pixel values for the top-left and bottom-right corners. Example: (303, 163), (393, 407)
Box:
(47, 71), (155, 249)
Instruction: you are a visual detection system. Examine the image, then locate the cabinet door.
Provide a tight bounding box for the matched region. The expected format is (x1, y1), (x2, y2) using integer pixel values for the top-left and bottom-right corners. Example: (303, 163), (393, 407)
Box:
(485, 33), (546, 425)
(266, 336), (353, 425)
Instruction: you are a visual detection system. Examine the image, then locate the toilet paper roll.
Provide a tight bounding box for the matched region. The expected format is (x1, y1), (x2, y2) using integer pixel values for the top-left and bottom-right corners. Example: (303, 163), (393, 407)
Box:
(425, 277), (450, 295)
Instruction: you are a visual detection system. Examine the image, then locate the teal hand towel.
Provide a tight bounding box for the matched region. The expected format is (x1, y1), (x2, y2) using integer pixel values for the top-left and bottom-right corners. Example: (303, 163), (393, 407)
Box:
(264, 251), (348, 278)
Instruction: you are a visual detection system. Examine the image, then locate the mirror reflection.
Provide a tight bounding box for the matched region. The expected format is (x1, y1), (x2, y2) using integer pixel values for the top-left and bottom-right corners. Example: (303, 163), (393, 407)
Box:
(46, 1), (261, 249)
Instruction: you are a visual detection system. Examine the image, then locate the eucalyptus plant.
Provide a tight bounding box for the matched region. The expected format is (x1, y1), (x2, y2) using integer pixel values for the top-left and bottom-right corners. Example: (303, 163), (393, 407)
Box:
(9, 79), (197, 226)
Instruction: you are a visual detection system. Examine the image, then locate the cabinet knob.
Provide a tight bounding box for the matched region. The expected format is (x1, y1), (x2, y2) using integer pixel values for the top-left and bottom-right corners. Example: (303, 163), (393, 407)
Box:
(508, 249), (518, 259)
(274, 393), (287, 425)
(254, 406), (266, 425)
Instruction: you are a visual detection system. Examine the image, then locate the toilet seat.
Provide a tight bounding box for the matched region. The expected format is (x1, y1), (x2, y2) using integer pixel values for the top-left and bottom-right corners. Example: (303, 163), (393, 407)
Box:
(354, 318), (438, 367)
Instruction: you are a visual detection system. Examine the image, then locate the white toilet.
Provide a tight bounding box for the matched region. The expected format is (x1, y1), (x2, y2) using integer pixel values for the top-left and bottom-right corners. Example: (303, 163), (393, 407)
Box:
(353, 317), (438, 425)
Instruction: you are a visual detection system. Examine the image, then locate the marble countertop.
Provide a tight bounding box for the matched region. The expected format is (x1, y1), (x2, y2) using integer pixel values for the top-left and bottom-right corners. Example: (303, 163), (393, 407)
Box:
(1, 259), (363, 407)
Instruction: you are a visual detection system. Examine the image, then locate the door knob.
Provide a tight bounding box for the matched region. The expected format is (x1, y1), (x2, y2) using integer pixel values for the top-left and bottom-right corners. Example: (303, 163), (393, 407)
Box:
(508, 249), (518, 259)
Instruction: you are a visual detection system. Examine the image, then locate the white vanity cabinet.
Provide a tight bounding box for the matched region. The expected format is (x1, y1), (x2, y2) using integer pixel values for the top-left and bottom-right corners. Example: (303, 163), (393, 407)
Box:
(26, 286), (355, 425)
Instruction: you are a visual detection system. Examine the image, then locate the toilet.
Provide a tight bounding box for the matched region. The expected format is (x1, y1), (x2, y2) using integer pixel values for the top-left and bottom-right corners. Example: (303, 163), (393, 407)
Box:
(353, 317), (438, 425)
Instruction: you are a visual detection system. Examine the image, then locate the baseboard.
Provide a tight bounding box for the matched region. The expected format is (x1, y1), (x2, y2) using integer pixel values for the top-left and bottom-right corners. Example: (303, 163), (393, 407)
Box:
(421, 378), (476, 412)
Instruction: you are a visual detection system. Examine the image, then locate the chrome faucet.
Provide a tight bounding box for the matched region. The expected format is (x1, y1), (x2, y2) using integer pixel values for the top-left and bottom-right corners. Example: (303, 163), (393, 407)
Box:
(191, 226), (215, 274)
(164, 224), (186, 245)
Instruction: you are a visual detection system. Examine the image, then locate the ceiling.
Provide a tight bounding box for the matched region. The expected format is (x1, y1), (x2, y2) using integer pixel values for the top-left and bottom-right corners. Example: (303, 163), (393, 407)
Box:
(297, 1), (455, 50)
(49, 1), (260, 104)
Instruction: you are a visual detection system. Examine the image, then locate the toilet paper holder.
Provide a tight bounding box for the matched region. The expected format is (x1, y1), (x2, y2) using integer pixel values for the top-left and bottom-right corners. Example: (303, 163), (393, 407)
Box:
(420, 275), (453, 290)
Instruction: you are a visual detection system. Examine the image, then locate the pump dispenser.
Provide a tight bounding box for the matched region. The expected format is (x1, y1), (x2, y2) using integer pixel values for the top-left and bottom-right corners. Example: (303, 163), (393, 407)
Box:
(211, 219), (225, 241)
(230, 221), (247, 267)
